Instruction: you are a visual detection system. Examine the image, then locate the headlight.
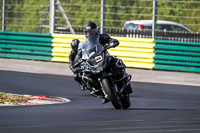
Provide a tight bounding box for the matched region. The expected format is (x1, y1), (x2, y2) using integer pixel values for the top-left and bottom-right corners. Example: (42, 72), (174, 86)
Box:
(88, 54), (104, 66)
(88, 58), (97, 66)
(95, 55), (103, 63)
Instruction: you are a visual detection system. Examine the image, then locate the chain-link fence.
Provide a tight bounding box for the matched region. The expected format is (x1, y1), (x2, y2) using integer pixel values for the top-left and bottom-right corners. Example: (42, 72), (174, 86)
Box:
(0, 0), (50, 33)
(1, 0), (200, 41)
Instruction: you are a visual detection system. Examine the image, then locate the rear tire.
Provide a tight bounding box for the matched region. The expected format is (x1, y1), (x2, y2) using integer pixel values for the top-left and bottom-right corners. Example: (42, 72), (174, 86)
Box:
(101, 78), (122, 109)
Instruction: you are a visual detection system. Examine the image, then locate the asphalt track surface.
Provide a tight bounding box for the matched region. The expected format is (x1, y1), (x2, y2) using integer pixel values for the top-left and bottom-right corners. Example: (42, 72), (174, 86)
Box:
(0, 70), (200, 133)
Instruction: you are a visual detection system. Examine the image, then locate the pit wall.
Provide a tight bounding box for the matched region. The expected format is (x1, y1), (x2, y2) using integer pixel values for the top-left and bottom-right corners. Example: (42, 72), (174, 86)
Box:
(0, 31), (200, 72)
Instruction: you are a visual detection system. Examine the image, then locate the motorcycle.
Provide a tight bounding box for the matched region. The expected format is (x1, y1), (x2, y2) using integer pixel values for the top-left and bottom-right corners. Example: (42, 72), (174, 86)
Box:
(75, 36), (132, 109)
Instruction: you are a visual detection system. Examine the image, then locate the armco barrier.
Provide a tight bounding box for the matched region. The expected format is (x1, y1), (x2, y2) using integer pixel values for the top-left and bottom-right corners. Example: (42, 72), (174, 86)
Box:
(51, 34), (155, 69)
(107, 37), (155, 69)
(153, 40), (200, 72)
(1, 31), (200, 73)
(0, 31), (53, 61)
(51, 34), (85, 62)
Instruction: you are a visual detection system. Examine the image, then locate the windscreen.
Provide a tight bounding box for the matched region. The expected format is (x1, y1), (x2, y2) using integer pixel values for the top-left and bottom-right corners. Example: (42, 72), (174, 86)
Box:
(81, 35), (105, 60)
(82, 45), (104, 60)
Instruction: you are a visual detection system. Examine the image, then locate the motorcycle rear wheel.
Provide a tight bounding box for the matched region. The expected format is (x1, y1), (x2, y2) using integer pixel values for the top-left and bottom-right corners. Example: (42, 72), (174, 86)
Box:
(101, 78), (122, 109)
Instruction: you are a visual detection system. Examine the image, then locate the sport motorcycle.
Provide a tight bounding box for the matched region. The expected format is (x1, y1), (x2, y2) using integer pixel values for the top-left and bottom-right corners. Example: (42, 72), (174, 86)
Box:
(75, 36), (132, 109)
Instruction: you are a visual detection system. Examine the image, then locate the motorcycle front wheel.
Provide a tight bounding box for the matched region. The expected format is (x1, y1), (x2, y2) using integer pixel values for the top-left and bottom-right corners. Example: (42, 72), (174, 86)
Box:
(101, 78), (122, 109)
(121, 94), (131, 109)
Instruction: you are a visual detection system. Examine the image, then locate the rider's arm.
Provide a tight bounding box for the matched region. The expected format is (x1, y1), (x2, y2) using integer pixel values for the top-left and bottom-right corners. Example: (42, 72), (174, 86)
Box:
(99, 34), (119, 48)
(69, 51), (76, 73)
(73, 49), (82, 68)
(69, 39), (80, 73)
(69, 50), (83, 73)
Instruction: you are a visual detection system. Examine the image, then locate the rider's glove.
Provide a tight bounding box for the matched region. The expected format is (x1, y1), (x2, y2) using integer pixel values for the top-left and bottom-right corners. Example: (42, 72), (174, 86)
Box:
(109, 39), (119, 48)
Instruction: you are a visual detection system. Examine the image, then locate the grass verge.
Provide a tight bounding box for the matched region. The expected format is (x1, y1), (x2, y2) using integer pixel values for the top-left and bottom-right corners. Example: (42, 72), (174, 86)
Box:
(0, 92), (31, 104)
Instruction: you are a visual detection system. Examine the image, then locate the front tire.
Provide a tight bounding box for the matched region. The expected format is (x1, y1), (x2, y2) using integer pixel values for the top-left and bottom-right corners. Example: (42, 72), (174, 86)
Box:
(101, 78), (121, 109)
(121, 94), (131, 109)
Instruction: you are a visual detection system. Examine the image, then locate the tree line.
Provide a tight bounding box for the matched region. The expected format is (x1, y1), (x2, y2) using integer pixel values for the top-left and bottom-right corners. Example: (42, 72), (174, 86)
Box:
(1, 0), (200, 33)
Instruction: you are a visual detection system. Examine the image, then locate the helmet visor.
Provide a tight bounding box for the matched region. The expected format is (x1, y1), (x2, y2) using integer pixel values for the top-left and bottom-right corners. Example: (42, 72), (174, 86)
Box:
(84, 27), (98, 37)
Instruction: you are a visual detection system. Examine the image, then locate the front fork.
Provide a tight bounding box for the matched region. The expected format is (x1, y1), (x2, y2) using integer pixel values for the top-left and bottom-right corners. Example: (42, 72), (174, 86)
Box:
(98, 72), (119, 99)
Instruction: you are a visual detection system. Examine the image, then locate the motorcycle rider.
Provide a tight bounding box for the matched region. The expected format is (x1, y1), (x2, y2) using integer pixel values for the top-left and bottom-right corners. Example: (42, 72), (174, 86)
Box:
(69, 39), (88, 90)
(69, 39), (80, 73)
(69, 22), (132, 97)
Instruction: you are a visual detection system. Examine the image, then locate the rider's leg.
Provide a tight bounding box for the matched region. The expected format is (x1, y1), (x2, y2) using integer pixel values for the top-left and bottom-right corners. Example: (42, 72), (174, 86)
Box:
(109, 56), (133, 94)
(74, 73), (87, 90)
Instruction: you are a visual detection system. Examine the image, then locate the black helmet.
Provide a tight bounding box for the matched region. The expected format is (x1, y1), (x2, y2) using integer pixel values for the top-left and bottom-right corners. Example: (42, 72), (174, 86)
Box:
(83, 22), (98, 38)
(71, 39), (80, 52)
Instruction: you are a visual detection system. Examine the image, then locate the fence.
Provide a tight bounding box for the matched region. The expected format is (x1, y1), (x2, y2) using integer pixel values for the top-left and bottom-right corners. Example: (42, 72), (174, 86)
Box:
(1, 0), (200, 41)
(72, 28), (200, 42)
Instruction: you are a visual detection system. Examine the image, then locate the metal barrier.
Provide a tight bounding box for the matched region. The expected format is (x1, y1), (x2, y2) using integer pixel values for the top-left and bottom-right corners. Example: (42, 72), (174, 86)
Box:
(51, 34), (85, 62)
(0, 31), (53, 61)
(1, 31), (200, 72)
(52, 34), (155, 69)
(107, 37), (155, 69)
(154, 40), (200, 72)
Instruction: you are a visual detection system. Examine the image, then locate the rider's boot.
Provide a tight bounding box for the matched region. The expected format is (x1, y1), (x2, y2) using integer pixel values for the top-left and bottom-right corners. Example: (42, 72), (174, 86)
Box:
(80, 85), (87, 90)
(74, 73), (87, 90)
(102, 98), (110, 104)
(90, 89), (102, 96)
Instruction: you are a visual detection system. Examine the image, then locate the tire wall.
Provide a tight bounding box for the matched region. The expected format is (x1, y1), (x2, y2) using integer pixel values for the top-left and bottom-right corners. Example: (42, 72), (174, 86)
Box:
(1, 31), (200, 72)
